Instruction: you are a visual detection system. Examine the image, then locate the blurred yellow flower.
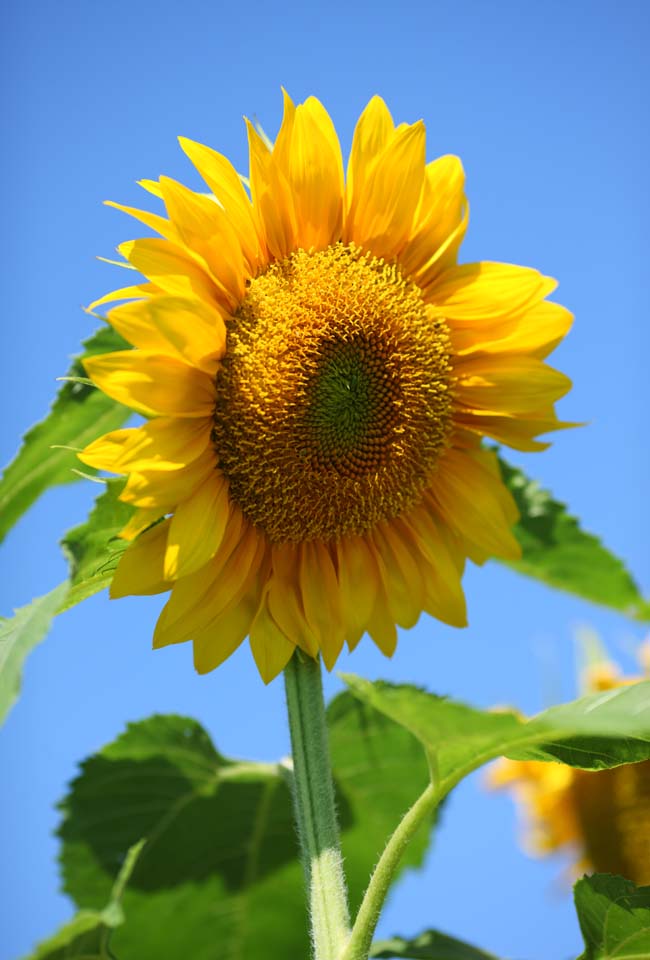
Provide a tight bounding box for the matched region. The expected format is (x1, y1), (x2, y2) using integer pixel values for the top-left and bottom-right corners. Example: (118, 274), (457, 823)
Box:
(489, 647), (650, 883)
(80, 93), (573, 681)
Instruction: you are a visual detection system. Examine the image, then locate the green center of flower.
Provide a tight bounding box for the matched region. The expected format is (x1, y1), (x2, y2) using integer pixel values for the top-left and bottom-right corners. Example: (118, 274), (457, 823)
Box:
(212, 244), (454, 543)
(304, 334), (399, 473)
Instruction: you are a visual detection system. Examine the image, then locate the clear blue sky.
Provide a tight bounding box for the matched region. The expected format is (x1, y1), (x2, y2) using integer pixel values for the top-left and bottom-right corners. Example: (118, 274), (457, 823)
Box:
(1, 1), (648, 958)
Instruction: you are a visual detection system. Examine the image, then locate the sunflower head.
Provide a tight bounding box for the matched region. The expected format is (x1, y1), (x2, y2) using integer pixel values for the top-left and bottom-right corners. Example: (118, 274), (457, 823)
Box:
(79, 92), (574, 681)
(213, 243), (454, 544)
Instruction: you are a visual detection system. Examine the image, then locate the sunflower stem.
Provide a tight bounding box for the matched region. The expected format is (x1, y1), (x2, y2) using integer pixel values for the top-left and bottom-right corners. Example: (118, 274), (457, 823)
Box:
(284, 650), (351, 959)
(340, 783), (438, 960)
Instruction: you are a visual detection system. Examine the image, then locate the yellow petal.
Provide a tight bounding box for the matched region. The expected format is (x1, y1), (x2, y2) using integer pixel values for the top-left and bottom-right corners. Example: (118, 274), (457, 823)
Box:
(164, 472), (230, 579)
(110, 519), (173, 598)
(107, 295), (226, 374)
(456, 408), (578, 452)
(431, 448), (521, 562)
(119, 507), (163, 541)
(416, 204), (470, 295)
(415, 156), (465, 232)
(347, 121), (426, 260)
(83, 350), (216, 418)
(158, 176), (247, 305)
(267, 544), (318, 657)
(79, 417), (211, 474)
(249, 595), (296, 684)
(104, 200), (178, 243)
(246, 119), (298, 261)
(137, 178), (164, 199)
(336, 535), (378, 649)
(454, 355), (572, 414)
(472, 446), (520, 524)
(118, 238), (220, 306)
(154, 513), (244, 646)
(346, 96), (395, 217)
(430, 262), (557, 329)
(154, 521), (261, 647)
(454, 300), (574, 359)
(178, 136), (264, 272)
(192, 584), (261, 675)
(372, 522), (423, 629)
(366, 581), (398, 657)
(299, 541), (344, 670)
(119, 446), (216, 510)
(77, 428), (134, 473)
(400, 155), (467, 280)
(284, 97), (344, 250)
(399, 510), (467, 627)
(122, 416), (212, 470)
(104, 301), (174, 356)
(197, 528), (267, 638)
(272, 88), (297, 177)
(86, 282), (159, 312)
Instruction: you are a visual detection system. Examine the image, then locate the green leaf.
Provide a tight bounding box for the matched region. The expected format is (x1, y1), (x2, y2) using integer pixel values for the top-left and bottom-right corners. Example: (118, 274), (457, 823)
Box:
(342, 676), (650, 801)
(26, 912), (115, 960)
(0, 583), (69, 726)
(25, 841), (144, 960)
(0, 325), (130, 543)
(56, 700), (431, 959)
(59, 479), (135, 611)
(574, 874), (650, 960)
(370, 929), (500, 959)
(499, 457), (650, 621)
(0, 482), (136, 727)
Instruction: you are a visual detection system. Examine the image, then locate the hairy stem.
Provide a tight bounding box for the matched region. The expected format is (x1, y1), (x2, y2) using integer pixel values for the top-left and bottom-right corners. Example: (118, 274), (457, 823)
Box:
(341, 783), (439, 960)
(284, 650), (351, 959)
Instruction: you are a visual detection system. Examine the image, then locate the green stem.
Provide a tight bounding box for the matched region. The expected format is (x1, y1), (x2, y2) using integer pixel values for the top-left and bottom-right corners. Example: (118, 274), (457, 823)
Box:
(341, 783), (439, 960)
(284, 650), (351, 959)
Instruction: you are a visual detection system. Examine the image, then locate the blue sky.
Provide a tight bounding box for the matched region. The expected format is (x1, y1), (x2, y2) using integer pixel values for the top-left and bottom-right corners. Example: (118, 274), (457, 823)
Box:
(1, 1), (648, 958)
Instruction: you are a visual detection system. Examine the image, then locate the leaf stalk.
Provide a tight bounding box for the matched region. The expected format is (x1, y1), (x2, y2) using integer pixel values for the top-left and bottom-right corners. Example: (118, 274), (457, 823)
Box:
(340, 783), (439, 960)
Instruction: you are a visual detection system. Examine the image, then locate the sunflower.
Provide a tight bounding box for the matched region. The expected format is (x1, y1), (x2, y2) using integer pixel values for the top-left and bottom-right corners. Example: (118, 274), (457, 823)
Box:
(489, 652), (650, 884)
(79, 93), (573, 682)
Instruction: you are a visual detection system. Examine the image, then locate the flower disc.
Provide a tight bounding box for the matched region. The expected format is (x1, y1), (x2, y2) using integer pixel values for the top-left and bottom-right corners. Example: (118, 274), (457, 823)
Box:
(213, 245), (453, 542)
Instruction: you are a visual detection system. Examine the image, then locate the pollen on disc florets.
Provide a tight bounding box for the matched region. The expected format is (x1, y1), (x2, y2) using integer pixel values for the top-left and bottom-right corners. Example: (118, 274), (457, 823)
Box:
(212, 243), (454, 543)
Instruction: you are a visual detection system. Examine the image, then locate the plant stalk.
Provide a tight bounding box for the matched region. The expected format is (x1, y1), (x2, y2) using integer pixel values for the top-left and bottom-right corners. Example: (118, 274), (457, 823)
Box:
(341, 783), (439, 960)
(284, 650), (351, 959)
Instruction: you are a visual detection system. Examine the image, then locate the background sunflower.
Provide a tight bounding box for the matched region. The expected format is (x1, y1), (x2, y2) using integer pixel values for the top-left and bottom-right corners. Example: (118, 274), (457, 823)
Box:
(489, 642), (650, 885)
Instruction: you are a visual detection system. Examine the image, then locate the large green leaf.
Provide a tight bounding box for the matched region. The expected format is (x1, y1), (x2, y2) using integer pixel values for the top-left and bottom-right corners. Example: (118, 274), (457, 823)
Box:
(59, 714), (304, 959)
(56, 699), (431, 959)
(342, 675), (650, 800)
(370, 930), (499, 959)
(574, 874), (650, 960)
(499, 457), (650, 621)
(0, 325), (130, 543)
(60, 479), (135, 612)
(0, 583), (69, 726)
(0, 483), (135, 727)
(25, 841), (144, 960)
(27, 913), (116, 960)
